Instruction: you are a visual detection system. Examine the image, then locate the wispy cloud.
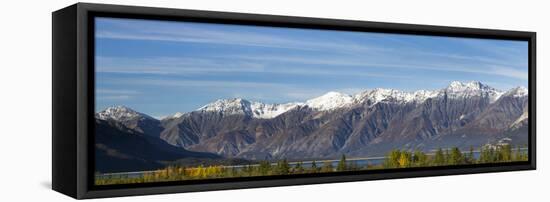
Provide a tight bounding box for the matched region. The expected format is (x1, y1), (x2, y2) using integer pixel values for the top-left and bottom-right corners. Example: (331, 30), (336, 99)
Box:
(96, 56), (411, 79)
(96, 17), (527, 81)
(96, 18), (387, 54)
(96, 56), (266, 74)
(457, 38), (528, 59)
(104, 78), (294, 89)
(97, 52), (526, 80)
(96, 89), (140, 101)
(484, 65), (528, 80)
(99, 78), (360, 103)
(411, 51), (526, 68)
(227, 53), (528, 80)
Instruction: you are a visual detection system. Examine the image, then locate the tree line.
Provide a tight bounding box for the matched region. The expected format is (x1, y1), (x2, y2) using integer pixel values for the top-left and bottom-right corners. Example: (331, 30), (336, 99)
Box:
(95, 144), (528, 185)
(383, 144), (528, 168)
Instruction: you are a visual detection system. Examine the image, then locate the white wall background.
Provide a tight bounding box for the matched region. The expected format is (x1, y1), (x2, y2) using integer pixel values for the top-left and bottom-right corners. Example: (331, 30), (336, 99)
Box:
(0, 0), (546, 201)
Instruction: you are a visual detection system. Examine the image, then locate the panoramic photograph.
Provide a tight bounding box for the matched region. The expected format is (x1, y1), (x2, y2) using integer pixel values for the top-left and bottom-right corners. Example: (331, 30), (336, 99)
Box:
(93, 17), (529, 185)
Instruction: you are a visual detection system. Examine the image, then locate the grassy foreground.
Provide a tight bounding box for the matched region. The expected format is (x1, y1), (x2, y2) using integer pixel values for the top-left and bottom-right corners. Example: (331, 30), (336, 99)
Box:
(95, 144), (527, 185)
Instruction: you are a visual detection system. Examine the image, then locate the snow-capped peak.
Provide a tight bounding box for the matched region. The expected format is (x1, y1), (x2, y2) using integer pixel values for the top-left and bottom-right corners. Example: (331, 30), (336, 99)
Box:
(182, 81), (522, 120)
(198, 98), (252, 115)
(358, 88), (403, 104)
(446, 81), (491, 92)
(504, 86), (528, 97)
(250, 102), (303, 119)
(96, 105), (154, 121)
(355, 88), (438, 105)
(410, 90), (440, 102)
(305, 91), (353, 111)
(197, 98), (302, 119)
(443, 81), (503, 102)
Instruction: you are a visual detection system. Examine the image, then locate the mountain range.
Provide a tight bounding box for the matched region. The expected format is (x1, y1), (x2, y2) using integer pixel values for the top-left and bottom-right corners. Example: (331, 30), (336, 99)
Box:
(95, 81), (529, 170)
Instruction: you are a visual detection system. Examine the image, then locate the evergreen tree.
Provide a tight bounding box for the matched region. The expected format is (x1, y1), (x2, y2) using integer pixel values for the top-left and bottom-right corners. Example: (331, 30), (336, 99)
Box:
(337, 154), (348, 171)
(444, 149), (451, 164)
(244, 164), (254, 176)
(412, 150), (419, 163)
(513, 146), (521, 161)
(466, 146), (475, 164)
(229, 167), (238, 178)
(276, 159), (290, 175)
(311, 160), (318, 173)
(259, 160), (271, 175)
(499, 144), (512, 162)
(449, 147), (463, 165)
(513, 146), (527, 161)
(434, 148), (445, 166)
(479, 147), (487, 163)
(479, 146), (495, 163)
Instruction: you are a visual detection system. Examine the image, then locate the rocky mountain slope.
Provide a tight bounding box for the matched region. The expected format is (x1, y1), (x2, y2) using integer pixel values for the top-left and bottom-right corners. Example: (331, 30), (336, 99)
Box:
(95, 119), (220, 173)
(96, 81), (529, 161)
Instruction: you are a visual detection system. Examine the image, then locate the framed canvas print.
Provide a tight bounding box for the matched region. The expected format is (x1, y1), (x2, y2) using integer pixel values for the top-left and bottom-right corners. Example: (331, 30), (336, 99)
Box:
(52, 3), (536, 199)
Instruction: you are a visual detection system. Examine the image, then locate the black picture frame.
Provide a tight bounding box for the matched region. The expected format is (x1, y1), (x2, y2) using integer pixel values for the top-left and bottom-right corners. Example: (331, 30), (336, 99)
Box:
(52, 3), (536, 199)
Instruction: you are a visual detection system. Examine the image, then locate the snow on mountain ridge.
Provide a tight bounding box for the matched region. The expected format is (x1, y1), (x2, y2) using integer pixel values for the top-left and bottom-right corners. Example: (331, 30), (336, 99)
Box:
(198, 98), (252, 116)
(198, 98), (303, 119)
(504, 86), (528, 97)
(148, 81), (526, 120)
(194, 81), (517, 118)
(96, 82), (528, 121)
(443, 81), (504, 102)
(305, 91), (353, 111)
(446, 81), (491, 92)
(411, 90), (440, 102)
(354, 88), (439, 105)
(197, 91), (360, 119)
(251, 102), (303, 119)
(195, 88), (440, 118)
(96, 105), (155, 121)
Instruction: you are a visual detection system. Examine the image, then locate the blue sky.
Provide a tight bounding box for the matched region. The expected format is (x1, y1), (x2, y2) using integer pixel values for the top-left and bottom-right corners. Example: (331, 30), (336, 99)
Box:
(95, 17), (528, 117)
